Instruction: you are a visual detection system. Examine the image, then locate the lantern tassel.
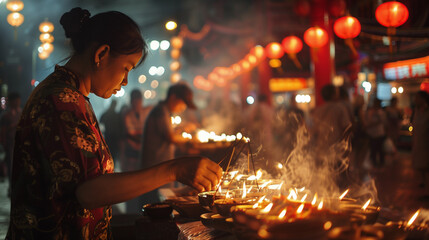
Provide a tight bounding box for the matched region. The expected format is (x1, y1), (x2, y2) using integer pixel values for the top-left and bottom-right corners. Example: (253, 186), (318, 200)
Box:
(344, 38), (358, 57)
(288, 53), (302, 69)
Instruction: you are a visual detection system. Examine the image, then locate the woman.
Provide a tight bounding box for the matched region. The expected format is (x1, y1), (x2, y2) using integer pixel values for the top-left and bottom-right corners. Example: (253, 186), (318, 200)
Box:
(7, 8), (222, 240)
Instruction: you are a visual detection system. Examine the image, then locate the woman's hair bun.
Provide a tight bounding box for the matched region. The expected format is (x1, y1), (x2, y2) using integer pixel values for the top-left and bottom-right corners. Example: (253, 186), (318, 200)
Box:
(60, 7), (91, 38)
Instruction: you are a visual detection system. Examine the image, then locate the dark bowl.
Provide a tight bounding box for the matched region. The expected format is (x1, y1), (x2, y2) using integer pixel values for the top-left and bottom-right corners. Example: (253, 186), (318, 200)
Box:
(142, 203), (173, 219)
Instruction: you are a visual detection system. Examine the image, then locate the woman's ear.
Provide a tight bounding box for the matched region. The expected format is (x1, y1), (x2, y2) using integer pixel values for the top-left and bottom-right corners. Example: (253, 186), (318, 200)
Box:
(94, 44), (110, 66)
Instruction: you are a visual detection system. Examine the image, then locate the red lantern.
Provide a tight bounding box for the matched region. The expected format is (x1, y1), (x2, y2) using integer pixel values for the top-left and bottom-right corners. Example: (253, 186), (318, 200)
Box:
(334, 16), (361, 39)
(304, 27), (328, 48)
(250, 45), (265, 59)
(282, 36), (303, 54)
(265, 42), (284, 59)
(375, 1), (409, 28)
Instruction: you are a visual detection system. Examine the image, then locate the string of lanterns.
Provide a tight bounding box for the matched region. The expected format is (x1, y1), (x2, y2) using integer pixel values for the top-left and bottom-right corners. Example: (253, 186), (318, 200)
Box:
(38, 21), (55, 60)
(193, 1), (409, 91)
(6, 0), (24, 40)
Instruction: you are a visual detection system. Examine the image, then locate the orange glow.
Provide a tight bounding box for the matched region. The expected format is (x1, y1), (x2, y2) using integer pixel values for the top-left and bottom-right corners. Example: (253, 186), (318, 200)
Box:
(6, 0), (24, 12)
(407, 210), (420, 227)
(304, 27), (328, 48)
(242, 182), (247, 198)
(171, 36), (183, 49)
(375, 1), (409, 28)
(334, 16), (361, 39)
(300, 194), (308, 202)
(170, 49), (181, 59)
(39, 33), (54, 43)
(339, 189), (349, 200)
(362, 199), (371, 210)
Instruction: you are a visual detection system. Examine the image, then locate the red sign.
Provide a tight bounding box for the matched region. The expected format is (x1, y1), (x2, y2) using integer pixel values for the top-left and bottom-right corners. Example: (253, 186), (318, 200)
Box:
(269, 78), (308, 92)
(383, 56), (429, 80)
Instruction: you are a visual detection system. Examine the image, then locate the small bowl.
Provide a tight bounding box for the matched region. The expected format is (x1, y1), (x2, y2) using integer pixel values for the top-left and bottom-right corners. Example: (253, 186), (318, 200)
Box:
(198, 191), (224, 210)
(142, 203), (173, 219)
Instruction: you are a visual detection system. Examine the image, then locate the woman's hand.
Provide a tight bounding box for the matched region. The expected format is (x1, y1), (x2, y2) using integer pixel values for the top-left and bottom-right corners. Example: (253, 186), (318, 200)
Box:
(171, 156), (222, 192)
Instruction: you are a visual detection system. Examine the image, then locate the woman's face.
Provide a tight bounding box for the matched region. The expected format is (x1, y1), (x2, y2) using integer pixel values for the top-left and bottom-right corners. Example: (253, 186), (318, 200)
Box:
(92, 51), (142, 99)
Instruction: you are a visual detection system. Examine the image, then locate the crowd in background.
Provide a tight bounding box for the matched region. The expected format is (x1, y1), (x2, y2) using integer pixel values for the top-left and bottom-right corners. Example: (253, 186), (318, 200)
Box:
(0, 85), (429, 213)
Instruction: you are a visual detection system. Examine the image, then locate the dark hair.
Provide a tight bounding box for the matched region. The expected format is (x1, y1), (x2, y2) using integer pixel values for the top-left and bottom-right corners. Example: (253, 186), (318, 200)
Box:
(321, 84), (337, 101)
(60, 7), (148, 66)
(130, 89), (142, 101)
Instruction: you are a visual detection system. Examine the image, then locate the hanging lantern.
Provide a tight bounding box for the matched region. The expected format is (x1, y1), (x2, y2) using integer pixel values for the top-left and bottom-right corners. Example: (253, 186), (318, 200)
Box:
(170, 61), (181, 71)
(7, 12), (24, 27)
(171, 36), (184, 49)
(250, 45), (265, 60)
(41, 43), (54, 54)
(282, 36), (303, 69)
(6, 0), (24, 12)
(265, 42), (284, 59)
(334, 16), (361, 56)
(39, 21), (55, 33)
(375, 1), (409, 28)
(304, 27), (328, 48)
(39, 33), (54, 43)
(334, 16), (361, 39)
(246, 54), (258, 66)
(38, 50), (50, 60)
(171, 49), (181, 59)
(171, 72), (181, 83)
(282, 36), (303, 54)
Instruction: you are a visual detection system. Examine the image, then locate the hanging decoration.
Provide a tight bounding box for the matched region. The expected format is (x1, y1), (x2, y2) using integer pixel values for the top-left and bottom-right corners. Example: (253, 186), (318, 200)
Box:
(170, 36), (184, 83)
(265, 42), (284, 59)
(38, 20), (55, 60)
(375, 1), (409, 53)
(282, 36), (303, 69)
(304, 27), (328, 48)
(6, 0), (24, 40)
(334, 16), (361, 56)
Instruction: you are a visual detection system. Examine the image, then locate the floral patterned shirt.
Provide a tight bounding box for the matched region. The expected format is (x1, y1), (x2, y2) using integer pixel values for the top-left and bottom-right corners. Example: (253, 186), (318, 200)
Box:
(7, 66), (114, 240)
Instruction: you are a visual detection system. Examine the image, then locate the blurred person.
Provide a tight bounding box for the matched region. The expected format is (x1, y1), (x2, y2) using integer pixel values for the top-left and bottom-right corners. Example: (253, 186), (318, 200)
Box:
(100, 99), (123, 168)
(122, 89), (151, 172)
(0, 92), (22, 196)
(350, 95), (369, 181)
(122, 89), (151, 213)
(385, 97), (402, 147)
(244, 94), (274, 147)
(365, 98), (387, 168)
(140, 82), (197, 204)
(6, 8), (222, 240)
(411, 91), (429, 188)
(311, 84), (352, 146)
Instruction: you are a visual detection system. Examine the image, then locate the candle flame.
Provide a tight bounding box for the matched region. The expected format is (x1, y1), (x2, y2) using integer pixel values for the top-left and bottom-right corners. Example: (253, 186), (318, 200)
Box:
(261, 203), (273, 213)
(339, 189), (349, 200)
(296, 203), (305, 214)
(226, 191), (231, 199)
(247, 186), (253, 193)
(242, 182), (247, 198)
(311, 193), (318, 205)
(407, 210), (420, 227)
(301, 194), (308, 202)
(260, 180), (272, 189)
(277, 163), (283, 169)
(362, 199), (371, 210)
(253, 202), (259, 208)
(278, 209), (287, 219)
(318, 200), (324, 210)
(287, 188), (298, 200)
(296, 187), (305, 192)
(218, 185), (222, 193)
(256, 169), (263, 179)
(258, 196), (266, 203)
(229, 171), (238, 178)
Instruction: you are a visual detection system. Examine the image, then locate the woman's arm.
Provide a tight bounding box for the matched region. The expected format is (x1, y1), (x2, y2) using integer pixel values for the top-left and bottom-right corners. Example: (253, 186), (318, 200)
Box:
(76, 156), (222, 209)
